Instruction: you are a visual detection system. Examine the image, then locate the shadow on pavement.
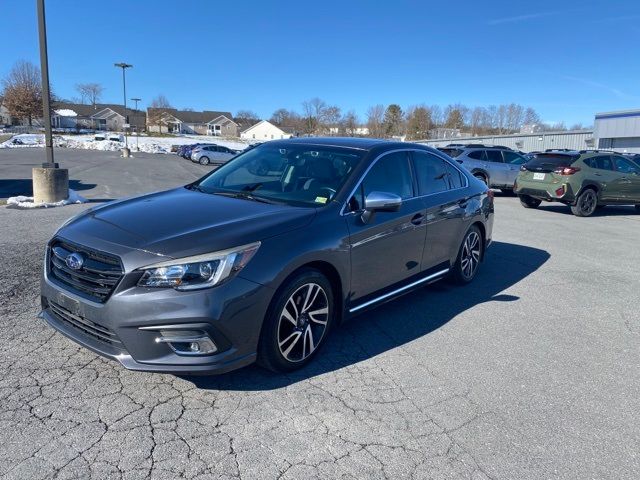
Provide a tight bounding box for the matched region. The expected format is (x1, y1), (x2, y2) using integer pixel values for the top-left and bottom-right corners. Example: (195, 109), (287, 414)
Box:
(185, 241), (550, 391)
(537, 204), (639, 217)
(0, 179), (97, 198)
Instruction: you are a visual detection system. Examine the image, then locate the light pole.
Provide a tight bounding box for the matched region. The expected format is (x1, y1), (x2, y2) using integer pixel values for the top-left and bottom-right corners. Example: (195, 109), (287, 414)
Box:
(131, 97), (141, 151)
(114, 62), (132, 155)
(33, 0), (68, 203)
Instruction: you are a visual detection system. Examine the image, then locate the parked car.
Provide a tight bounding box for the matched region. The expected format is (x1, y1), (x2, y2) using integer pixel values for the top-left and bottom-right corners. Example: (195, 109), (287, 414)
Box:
(108, 134), (124, 142)
(191, 145), (237, 165)
(94, 133), (106, 141)
(514, 150), (640, 216)
(437, 145), (528, 192)
(181, 143), (212, 159)
(39, 138), (494, 375)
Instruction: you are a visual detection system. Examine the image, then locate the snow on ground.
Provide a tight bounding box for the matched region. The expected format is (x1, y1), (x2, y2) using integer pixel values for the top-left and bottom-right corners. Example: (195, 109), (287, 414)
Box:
(6, 189), (87, 209)
(0, 133), (252, 154)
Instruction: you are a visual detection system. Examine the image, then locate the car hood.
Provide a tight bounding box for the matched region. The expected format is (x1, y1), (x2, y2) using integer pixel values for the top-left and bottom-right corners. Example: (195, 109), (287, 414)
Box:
(59, 187), (316, 268)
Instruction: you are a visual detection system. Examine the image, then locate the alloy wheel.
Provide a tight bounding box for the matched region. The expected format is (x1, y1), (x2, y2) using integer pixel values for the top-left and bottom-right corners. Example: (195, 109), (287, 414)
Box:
(277, 283), (329, 363)
(460, 231), (481, 279)
(578, 190), (597, 216)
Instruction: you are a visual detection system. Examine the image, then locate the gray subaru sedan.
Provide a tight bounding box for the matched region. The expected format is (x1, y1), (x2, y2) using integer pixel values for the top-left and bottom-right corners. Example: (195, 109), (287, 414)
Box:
(40, 138), (494, 374)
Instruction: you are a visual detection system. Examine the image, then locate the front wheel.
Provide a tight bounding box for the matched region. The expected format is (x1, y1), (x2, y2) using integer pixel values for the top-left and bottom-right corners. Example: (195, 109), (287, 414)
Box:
(258, 269), (334, 373)
(474, 174), (488, 186)
(450, 226), (483, 285)
(571, 189), (598, 217)
(519, 195), (541, 209)
(199, 156), (210, 165)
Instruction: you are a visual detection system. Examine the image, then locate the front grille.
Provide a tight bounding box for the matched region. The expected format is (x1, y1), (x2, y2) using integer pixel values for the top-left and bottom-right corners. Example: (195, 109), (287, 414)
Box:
(49, 240), (123, 303)
(49, 301), (123, 348)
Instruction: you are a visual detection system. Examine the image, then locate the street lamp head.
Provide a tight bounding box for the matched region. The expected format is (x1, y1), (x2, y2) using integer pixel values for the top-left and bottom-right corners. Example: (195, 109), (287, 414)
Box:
(114, 62), (133, 69)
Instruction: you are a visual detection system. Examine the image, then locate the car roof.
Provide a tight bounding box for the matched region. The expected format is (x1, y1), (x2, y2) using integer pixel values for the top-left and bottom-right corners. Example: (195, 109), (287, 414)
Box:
(268, 137), (400, 151)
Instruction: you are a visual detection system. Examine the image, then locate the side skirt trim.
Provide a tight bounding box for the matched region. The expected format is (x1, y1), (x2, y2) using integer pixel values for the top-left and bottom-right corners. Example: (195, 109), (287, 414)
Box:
(348, 268), (450, 313)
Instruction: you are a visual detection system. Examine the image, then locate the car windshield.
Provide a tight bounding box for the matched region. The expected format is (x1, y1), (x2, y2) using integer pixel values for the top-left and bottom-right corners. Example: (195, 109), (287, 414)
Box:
(192, 144), (365, 207)
(438, 148), (463, 158)
(525, 153), (580, 172)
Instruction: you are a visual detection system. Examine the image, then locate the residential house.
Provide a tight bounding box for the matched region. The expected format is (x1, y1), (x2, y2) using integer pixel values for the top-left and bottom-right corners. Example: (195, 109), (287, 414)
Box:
(240, 120), (293, 140)
(51, 102), (146, 132)
(147, 108), (237, 136)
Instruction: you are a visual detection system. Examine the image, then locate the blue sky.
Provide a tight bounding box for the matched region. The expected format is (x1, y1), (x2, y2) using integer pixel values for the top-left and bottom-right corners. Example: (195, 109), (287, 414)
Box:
(2, 0), (639, 125)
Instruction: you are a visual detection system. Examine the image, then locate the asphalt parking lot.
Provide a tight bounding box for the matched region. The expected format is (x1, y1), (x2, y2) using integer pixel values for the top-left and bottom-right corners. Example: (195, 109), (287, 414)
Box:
(1, 148), (639, 479)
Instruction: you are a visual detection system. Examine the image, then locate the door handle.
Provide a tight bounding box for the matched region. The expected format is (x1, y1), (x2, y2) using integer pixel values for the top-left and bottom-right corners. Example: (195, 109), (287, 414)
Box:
(410, 213), (425, 225)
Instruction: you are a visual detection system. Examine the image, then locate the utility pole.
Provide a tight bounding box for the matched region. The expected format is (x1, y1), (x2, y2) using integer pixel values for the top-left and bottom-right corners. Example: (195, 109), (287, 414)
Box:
(114, 62), (132, 156)
(131, 97), (141, 151)
(33, 0), (68, 203)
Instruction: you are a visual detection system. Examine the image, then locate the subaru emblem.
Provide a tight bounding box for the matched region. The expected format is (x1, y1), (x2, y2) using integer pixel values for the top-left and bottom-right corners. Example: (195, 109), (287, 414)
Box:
(65, 252), (84, 271)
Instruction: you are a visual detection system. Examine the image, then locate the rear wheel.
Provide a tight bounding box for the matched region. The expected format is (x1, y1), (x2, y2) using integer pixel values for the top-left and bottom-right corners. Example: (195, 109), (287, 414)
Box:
(258, 269), (334, 373)
(474, 174), (488, 186)
(571, 188), (598, 217)
(450, 226), (483, 285)
(199, 156), (210, 165)
(501, 188), (514, 196)
(519, 195), (541, 209)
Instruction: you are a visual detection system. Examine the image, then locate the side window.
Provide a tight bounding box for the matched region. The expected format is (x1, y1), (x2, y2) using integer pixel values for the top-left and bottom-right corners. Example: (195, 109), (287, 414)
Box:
(503, 151), (527, 165)
(413, 151), (449, 195)
(360, 152), (413, 203)
(591, 155), (614, 170)
(467, 150), (484, 160)
(444, 162), (464, 189)
(485, 150), (503, 163)
(613, 156), (639, 174)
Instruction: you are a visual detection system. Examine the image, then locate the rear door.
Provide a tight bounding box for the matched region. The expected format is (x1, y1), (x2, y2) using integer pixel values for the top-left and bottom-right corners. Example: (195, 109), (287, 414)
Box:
(412, 151), (467, 270)
(502, 151), (528, 186)
(346, 151), (427, 302)
(612, 155), (640, 202)
(587, 155), (620, 201)
(484, 149), (509, 185)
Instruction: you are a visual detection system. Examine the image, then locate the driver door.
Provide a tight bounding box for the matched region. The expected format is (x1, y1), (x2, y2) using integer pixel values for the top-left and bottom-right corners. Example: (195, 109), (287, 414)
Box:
(345, 152), (427, 303)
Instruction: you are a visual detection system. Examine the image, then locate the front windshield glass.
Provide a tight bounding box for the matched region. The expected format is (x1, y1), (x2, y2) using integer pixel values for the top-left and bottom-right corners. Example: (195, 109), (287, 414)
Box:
(193, 144), (364, 207)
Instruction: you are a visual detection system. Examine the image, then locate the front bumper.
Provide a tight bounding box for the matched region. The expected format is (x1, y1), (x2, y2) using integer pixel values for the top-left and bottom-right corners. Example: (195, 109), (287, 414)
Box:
(40, 268), (273, 374)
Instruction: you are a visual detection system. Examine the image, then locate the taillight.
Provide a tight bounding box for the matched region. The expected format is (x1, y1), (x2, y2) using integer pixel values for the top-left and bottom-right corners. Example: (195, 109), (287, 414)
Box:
(554, 166), (580, 175)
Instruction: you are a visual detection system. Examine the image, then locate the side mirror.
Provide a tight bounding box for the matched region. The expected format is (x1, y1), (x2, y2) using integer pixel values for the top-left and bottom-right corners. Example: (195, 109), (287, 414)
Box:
(361, 191), (402, 223)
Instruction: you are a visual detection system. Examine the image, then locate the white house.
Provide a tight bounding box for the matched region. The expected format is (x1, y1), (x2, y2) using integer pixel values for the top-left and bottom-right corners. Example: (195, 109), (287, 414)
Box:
(240, 120), (292, 140)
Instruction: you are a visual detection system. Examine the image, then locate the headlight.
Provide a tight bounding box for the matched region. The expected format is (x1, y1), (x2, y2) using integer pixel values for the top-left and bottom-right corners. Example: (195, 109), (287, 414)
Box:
(137, 242), (260, 291)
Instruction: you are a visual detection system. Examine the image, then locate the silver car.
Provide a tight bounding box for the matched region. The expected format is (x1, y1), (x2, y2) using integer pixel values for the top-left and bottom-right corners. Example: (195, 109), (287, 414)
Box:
(438, 145), (528, 192)
(191, 145), (237, 165)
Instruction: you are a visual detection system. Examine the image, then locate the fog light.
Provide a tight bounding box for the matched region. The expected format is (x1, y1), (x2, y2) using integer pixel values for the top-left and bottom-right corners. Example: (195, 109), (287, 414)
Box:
(154, 330), (218, 355)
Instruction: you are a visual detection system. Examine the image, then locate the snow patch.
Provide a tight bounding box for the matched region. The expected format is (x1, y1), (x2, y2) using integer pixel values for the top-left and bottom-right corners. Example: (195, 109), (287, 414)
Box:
(54, 109), (78, 117)
(6, 189), (88, 209)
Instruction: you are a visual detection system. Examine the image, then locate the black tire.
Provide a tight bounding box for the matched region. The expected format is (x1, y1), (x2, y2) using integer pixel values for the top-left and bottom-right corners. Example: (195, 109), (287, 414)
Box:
(474, 174), (488, 186)
(501, 188), (514, 196)
(199, 156), (210, 165)
(450, 225), (483, 285)
(519, 195), (542, 209)
(258, 269), (335, 373)
(571, 188), (598, 217)
(635, 205), (640, 213)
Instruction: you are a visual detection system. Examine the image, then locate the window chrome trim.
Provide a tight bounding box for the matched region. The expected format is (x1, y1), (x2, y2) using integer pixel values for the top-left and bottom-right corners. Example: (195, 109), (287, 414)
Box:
(340, 147), (470, 216)
(349, 268), (450, 313)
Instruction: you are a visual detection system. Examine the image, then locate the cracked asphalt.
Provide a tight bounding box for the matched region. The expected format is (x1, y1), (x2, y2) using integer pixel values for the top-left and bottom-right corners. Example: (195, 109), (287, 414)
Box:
(1, 149), (639, 479)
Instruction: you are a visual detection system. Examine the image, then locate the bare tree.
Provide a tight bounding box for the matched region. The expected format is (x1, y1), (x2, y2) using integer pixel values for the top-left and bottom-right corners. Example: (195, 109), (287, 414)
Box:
(340, 110), (360, 136)
(523, 107), (541, 126)
(148, 95), (173, 134)
(235, 110), (260, 122)
(1, 60), (43, 126)
(75, 83), (104, 107)
(429, 105), (444, 127)
(366, 104), (385, 138)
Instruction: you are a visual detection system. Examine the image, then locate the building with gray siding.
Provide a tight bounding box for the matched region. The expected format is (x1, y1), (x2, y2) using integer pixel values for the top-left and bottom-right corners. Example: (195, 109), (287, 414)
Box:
(418, 130), (595, 152)
(594, 109), (640, 153)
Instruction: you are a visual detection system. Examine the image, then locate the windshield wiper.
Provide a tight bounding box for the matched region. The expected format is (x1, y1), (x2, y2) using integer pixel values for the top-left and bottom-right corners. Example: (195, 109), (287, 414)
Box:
(212, 191), (280, 205)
